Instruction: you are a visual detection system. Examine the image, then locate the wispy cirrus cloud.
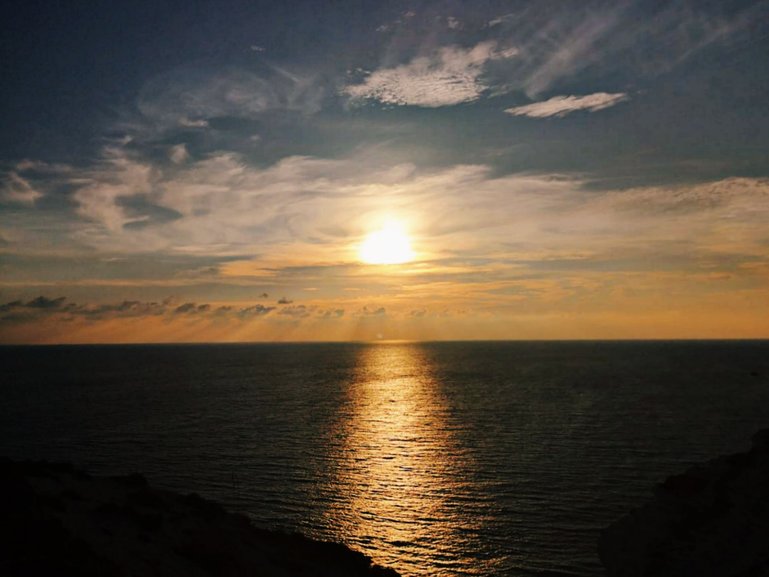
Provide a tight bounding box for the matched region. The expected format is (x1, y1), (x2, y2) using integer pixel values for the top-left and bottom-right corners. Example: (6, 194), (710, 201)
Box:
(343, 41), (517, 107)
(0, 159), (77, 210)
(505, 92), (628, 118)
(7, 141), (769, 272)
(485, 1), (761, 97)
(591, 177), (769, 224)
(1, 172), (43, 205)
(520, 8), (625, 98)
(342, 1), (758, 112)
(73, 146), (157, 232)
(134, 64), (327, 134)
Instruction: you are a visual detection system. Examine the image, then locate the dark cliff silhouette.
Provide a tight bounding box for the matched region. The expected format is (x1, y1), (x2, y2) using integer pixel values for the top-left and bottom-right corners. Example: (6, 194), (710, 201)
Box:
(600, 429), (769, 576)
(0, 458), (399, 577)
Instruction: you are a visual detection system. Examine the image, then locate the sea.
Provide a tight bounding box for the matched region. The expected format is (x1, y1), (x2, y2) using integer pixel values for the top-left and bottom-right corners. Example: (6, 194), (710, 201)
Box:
(2, 340), (769, 576)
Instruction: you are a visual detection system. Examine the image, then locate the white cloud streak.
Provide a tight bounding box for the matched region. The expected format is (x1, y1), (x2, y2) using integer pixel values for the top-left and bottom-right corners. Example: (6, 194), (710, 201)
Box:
(1, 172), (43, 205)
(484, 1), (758, 97)
(168, 144), (189, 164)
(505, 92), (628, 118)
(343, 41), (518, 107)
(7, 140), (769, 285)
(137, 65), (325, 128)
(523, 9), (624, 97)
(73, 147), (156, 232)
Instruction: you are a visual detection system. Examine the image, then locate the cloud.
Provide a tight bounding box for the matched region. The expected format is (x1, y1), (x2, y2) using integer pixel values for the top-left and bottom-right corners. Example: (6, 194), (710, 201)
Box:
(78, 300), (169, 318)
(22, 141), (762, 265)
(446, 17), (462, 30)
(138, 65), (326, 127)
(343, 41), (517, 107)
(1, 172), (43, 205)
(631, 2), (761, 72)
(277, 297), (293, 304)
(274, 305), (346, 320)
(6, 136), (769, 312)
(320, 308), (345, 319)
(0, 159), (76, 211)
(237, 304), (274, 318)
(487, 15), (511, 27)
(520, 9), (624, 97)
(483, 2), (757, 97)
(0, 296), (281, 325)
(25, 296), (67, 309)
(349, 4), (754, 107)
(278, 305), (310, 318)
(178, 117), (209, 128)
(73, 146), (156, 231)
(505, 92), (628, 118)
(593, 177), (769, 220)
(174, 302), (211, 314)
(1, 296), (68, 318)
(14, 159), (73, 174)
(0, 300), (22, 313)
(61, 146), (520, 254)
(356, 306), (386, 317)
(168, 144), (189, 164)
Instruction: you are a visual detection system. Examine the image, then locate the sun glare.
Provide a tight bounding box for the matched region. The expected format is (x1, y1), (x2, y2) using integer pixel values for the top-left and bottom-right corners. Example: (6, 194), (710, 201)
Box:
(359, 221), (415, 265)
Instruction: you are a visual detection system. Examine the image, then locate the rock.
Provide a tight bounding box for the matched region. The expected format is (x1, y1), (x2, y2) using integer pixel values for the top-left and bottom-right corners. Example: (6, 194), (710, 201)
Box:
(0, 457), (399, 577)
(599, 430), (769, 576)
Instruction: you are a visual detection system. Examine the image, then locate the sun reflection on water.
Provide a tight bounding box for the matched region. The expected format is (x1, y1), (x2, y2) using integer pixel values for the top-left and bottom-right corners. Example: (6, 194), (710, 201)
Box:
(319, 343), (488, 576)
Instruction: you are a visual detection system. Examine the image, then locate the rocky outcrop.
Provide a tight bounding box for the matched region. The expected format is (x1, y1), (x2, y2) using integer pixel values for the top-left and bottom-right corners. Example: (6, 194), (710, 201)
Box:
(0, 458), (399, 577)
(600, 430), (769, 576)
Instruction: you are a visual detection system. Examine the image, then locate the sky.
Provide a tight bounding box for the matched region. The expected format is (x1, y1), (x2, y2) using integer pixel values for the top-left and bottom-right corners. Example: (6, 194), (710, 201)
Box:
(1, 0), (769, 343)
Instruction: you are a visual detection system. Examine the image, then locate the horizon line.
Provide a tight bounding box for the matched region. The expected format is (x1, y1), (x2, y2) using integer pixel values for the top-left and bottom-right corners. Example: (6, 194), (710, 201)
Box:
(2, 337), (769, 347)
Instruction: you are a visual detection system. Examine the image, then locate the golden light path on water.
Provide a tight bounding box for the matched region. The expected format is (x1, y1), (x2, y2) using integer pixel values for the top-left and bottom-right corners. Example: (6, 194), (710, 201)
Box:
(318, 343), (503, 576)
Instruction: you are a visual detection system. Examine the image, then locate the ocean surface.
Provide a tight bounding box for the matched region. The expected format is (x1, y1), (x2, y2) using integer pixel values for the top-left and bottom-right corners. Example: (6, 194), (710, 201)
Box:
(2, 341), (769, 576)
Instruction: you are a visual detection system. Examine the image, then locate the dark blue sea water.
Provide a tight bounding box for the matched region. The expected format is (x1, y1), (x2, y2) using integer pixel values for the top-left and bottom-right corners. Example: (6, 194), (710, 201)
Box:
(2, 341), (769, 576)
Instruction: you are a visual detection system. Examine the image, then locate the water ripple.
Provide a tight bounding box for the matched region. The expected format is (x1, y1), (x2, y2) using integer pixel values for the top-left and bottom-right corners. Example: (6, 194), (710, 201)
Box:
(3, 341), (769, 575)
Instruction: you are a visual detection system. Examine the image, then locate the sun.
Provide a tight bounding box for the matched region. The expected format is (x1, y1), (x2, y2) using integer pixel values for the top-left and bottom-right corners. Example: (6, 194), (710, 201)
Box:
(359, 221), (415, 265)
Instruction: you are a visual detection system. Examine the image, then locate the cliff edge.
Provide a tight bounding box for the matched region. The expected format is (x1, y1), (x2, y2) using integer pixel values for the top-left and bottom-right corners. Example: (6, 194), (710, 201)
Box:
(0, 458), (399, 577)
(599, 430), (769, 576)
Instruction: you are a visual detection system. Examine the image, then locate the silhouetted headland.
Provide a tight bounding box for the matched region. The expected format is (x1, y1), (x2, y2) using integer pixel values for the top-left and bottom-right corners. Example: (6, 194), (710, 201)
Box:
(0, 457), (399, 577)
(600, 429), (769, 576)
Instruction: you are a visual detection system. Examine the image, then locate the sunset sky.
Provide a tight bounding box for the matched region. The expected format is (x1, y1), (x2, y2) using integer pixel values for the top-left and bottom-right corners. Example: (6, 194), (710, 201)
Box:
(2, 0), (769, 343)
